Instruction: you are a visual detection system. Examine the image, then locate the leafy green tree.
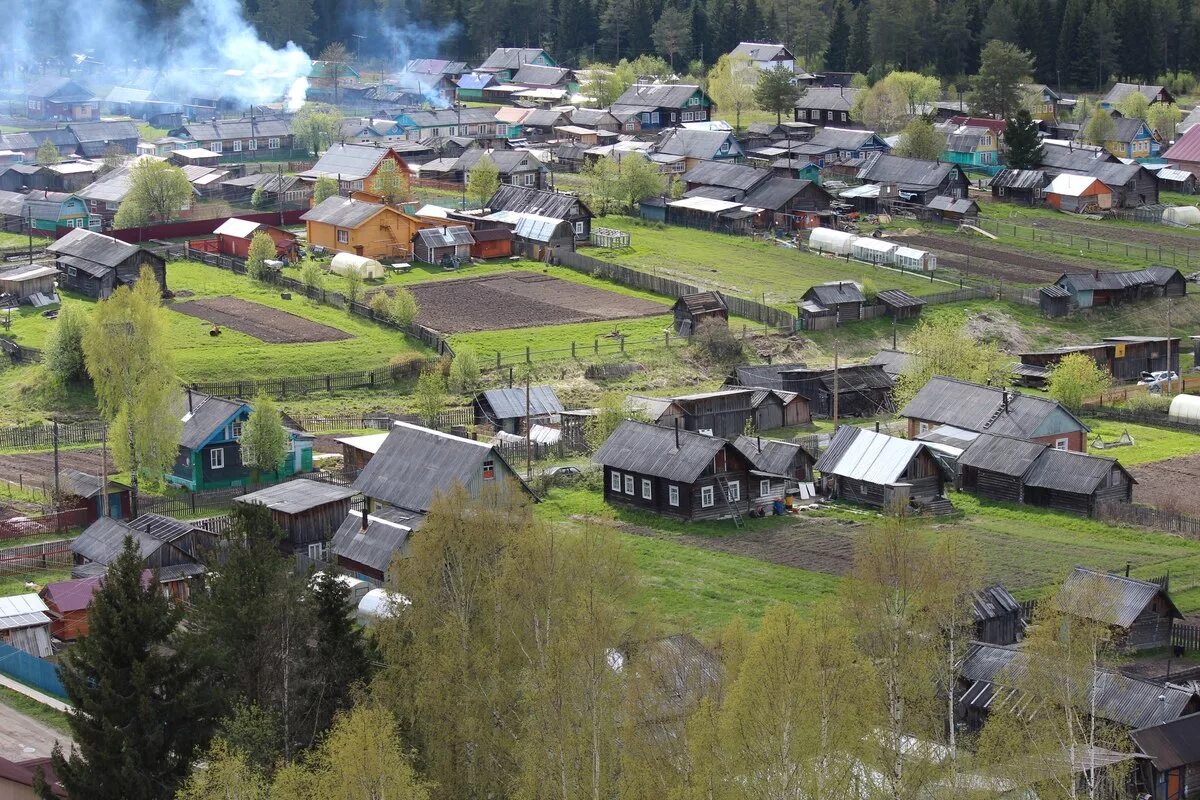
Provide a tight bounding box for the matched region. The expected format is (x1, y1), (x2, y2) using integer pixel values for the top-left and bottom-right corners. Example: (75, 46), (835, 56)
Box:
(448, 347), (481, 394)
(1147, 102), (1183, 138)
(300, 260), (324, 294)
(35, 139), (60, 165)
(176, 739), (269, 800)
(1003, 109), (1045, 168)
(754, 64), (801, 124)
(250, 185), (269, 210)
(851, 76), (911, 132)
(246, 231), (276, 281)
(616, 152), (665, 212)
(43, 302), (89, 386)
(373, 157), (408, 204)
(581, 155), (622, 216)
(1046, 352), (1111, 412)
(968, 39), (1035, 119)
(894, 117), (946, 160)
(46, 536), (214, 800)
(312, 176), (339, 205)
(241, 394), (288, 484)
(413, 367), (447, 427)
(292, 102), (343, 156)
(114, 160), (193, 228)
(885, 71), (943, 116)
(707, 53), (759, 131)
(651, 5), (692, 69)
(388, 287), (419, 326)
(1084, 107), (1117, 145)
(586, 392), (634, 451)
(1116, 90), (1150, 121)
(893, 311), (1010, 410)
(342, 264), (364, 306)
(316, 42), (353, 104)
(467, 154), (500, 210)
(83, 267), (181, 508)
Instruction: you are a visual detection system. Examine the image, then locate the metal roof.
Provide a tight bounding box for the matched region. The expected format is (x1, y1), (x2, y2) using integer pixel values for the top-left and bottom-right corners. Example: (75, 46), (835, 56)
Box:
(869, 349), (914, 377)
(875, 289), (925, 309)
(654, 128), (738, 160)
(926, 196), (979, 213)
(330, 507), (423, 573)
(487, 184), (589, 219)
(682, 161), (768, 191)
(512, 64), (572, 86)
(479, 47), (550, 71)
(805, 126), (879, 151)
(803, 281), (865, 306)
(1053, 566), (1179, 628)
(59, 468), (126, 499)
(47, 228), (140, 268)
(1162, 124), (1200, 163)
(742, 177), (820, 211)
(335, 432), (388, 454)
(236, 478), (357, 514)
(179, 116), (292, 142)
(68, 120), (139, 143)
(0, 263), (58, 283)
(900, 376), (1087, 439)
(668, 196), (743, 213)
(733, 434), (814, 476)
(592, 420), (727, 483)
(417, 225), (475, 249)
(301, 196), (387, 228)
(731, 41), (793, 60)
(615, 83), (705, 109)
(1131, 712), (1200, 770)
(1101, 82), (1167, 106)
(795, 87), (860, 113)
(477, 385), (563, 420)
(916, 424), (981, 448)
(1022, 448), (1132, 494)
(1047, 173), (1109, 197)
(514, 213), (570, 242)
(814, 425), (926, 484)
(990, 168), (1047, 190)
(858, 154), (960, 191)
(0, 594), (51, 632)
(40, 576), (103, 614)
(72, 514), (197, 566)
(958, 433), (1048, 476)
(213, 218), (264, 239)
(176, 390), (245, 450)
(297, 143), (399, 181)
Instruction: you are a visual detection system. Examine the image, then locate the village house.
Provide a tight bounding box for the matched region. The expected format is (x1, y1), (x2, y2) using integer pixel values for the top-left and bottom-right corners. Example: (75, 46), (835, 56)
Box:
(47, 227), (167, 299)
(473, 385), (564, 434)
(857, 153), (970, 203)
(800, 281), (866, 323)
(972, 584), (1024, 645)
(390, 107), (507, 143)
(485, 184), (593, 243)
(1015, 336), (1182, 386)
(1054, 567), (1181, 651)
(1053, 267), (1185, 309)
(731, 42), (796, 71)
(170, 114), (294, 156)
(167, 147), (222, 168)
(219, 173), (310, 208)
(729, 361), (894, 418)
(26, 77), (99, 121)
(1039, 142), (1159, 206)
(1103, 116), (1158, 160)
(39, 160), (106, 193)
(1100, 82), (1175, 110)
(168, 389), (314, 491)
(794, 87), (860, 126)
(814, 425), (949, 510)
(476, 47), (557, 82)
(1023, 83), (1067, 120)
(593, 420), (787, 522)
(989, 168), (1048, 205)
(331, 505), (425, 583)
(72, 514), (214, 601)
(1160, 124), (1200, 177)
(22, 190), (93, 233)
(26, 128), (80, 161)
(58, 468), (132, 523)
(39, 576), (102, 642)
(938, 123), (1000, 168)
(297, 142), (414, 196)
(1130, 712), (1200, 800)
(653, 128), (743, 167)
(673, 291), (728, 336)
(456, 148), (547, 189)
(789, 127), (890, 168)
(454, 73), (502, 102)
(235, 479), (358, 560)
(67, 120), (140, 157)
(902, 375), (1090, 451)
(302, 196), (428, 259)
(612, 84), (715, 130)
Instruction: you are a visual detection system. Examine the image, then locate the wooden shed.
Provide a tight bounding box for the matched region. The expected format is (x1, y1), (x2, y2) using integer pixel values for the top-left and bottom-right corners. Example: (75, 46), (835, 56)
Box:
(874, 289), (925, 321)
(801, 282), (866, 322)
(413, 225), (475, 264)
(335, 431), (388, 474)
(58, 468), (132, 522)
(672, 291), (728, 336)
(234, 478), (359, 557)
(39, 576), (102, 641)
(331, 506), (423, 584)
(1039, 284), (1071, 317)
(1045, 174), (1113, 212)
(0, 263), (58, 304)
(1053, 567), (1182, 651)
(814, 425), (948, 510)
(47, 228), (167, 300)
(973, 584), (1024, 646)
(212, 218), (299, 260)
(1021, 448), (1135, 516)
(469, 227), (513, 259)
(778, 364), (895, 418)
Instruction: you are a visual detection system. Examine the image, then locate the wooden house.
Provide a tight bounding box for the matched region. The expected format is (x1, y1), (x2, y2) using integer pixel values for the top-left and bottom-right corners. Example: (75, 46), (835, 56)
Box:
(777, 364), (894, 418)
(167, 147), (222, 168)
(390, 107), (507, 143)
(673, 291), (728, 336)
(1053, 567), (1181, 651)
(39, 576), (102, 641)
(593, 420), (786, 521)
(473, 385), (564, 434)
(731, 42), (796, 71)
(973, 584), (1023, 646)
(71, 514), (214, 601)
(235, 479), (358, 559)
(331, 505), (424, 583)
(0, 264), (58, 305)
(168, 390), (314, 491)
(1045, 174), (1113, 211)
(170, 115), (294, 156)
(654, 128), (744, 168)
(67, 120), (139, 157)
(0, 594), (53, 657)
(25, 78), (98, 121)
(58, 468), (132, 522)
(612, 84), (715, 130)
(1021, 447), (1135, 516)
(1105, 116), (1158, 160)
(1016, 337), (1181, 387)
(301, 196), (428, 260)
(939, 123), (1000, 168)
(1038, 284), (1072, 317)
(413, 225), (475, 264)
(901, 376), (1090, 451)
(733, 434), (815, 482)
(814, 425), (948, 510)
(857, 154), (970, 204)
(1130, 712), (1200, 800)
(210, 217), (299, 260)
(874, 289), (925, 320)
(477, 47), (557, 82)
(924, 196), (979, 223)
(956, 433), (1049, 502)
(22, 191), (92, 233)
(990, 168), (1048, 205)
(1155, 167), (1197, 194)
(335, 431), (388, 474)
(1054, 267), (1186, 309)
(671, 388), (785, 438)
(789, 127), (891, 169)
(1100, 82), (1175, 110)
(297, 143), (414, 196)
(47, 228), (166, 299)
(794, 87), (860, 126)
(485, 185), (593, 243)
(1038, 143), (1159, 206)
(801, 281), (865, 322)
(220, 173), (310, 208)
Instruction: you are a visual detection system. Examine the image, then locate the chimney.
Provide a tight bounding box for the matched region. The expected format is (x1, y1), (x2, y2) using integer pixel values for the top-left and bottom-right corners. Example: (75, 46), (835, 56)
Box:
(1002, 391), (1010, 413)
(674, 418), (680, 449)
(361, 498), (372, 531)
(187, 388), (193, 413)
(1094, 268), (1100, 280)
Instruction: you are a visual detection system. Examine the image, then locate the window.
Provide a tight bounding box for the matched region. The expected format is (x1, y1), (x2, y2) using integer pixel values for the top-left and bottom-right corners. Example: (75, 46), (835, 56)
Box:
(668, 485), (679, 507)
(210, 141), (222, 153)
(285, 190), (303, 201)
(496, 123), (507, 135)
(66, 266), (77, 277)
(230, 422), (243, 439)
(611, 471), (621, 491)
(641, 479), (652, 499)
(688, 96), (699, 106)
(918, 422), (929, 434)
(682, 111), (693, 122)
(524, 172), (535, 186)
(337, 229), (349, 244)
(232, 140), (242, 152)
(701, 486), (715, 508)
(210, 447), (225, 469)
(248, 139), (258, 151)
(651, 112), (660, 125)
(268, 138), (280, 149)
(307, 542), (328, 560)
(624, 122), (635, 131)
(511, 176), (522, 185)
(574, 221), (584, 235)
(840, 112), (847, 122)
(1055, 438), (1069, 451)
(105, 202), (119, 211)
(725, 480), (740, 502)
(671, 112), (677, 123)
(624, 475), (634, 495)
(350, 180), (364, 191)
(760, 479), (771, 497)
(483, 459), (495, 480)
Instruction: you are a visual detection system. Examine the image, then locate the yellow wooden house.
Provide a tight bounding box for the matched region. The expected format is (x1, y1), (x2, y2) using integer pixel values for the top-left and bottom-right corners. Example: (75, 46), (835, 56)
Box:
(301, 196), (429, 259)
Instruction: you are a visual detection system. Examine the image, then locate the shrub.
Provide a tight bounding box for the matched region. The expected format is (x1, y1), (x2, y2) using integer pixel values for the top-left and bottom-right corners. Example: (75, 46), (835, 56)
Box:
(1124, 392), (1172, 413)
(300, 260), (325, 294)
(43, 303), (89, 385)
(449, 348), (481, 394)
(370, 291), (392, 318)
(389, 287), (420, 327)
(343, 266), (365, 307)
(245, 232), (276, 281)
(691, 317), (743, 366)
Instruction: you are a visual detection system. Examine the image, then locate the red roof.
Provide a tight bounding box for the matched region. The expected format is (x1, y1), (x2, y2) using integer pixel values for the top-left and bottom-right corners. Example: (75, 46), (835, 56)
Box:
(0, 757), (66, 797)
(39, 576), (102, 613)
(1162, 124), (1200, 164)
(949, 116), (1007, 136)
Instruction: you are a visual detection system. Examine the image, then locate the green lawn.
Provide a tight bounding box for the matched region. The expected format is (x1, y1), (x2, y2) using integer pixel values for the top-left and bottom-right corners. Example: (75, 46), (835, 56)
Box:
(1084, 417), (1200, 465)
(0, 232), (50, 249)
(450, 314), (676, 363)
(593, 216), (949, 307)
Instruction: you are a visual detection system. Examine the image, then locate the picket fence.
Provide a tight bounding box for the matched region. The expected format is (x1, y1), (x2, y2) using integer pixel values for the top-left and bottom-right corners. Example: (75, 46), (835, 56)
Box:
(0, 420), (108, 451)
(1095, 501), (1200, 539)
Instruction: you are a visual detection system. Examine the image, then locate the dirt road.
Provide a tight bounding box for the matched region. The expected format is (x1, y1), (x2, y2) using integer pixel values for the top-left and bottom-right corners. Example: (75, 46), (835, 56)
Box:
(0, 701), (69, 761)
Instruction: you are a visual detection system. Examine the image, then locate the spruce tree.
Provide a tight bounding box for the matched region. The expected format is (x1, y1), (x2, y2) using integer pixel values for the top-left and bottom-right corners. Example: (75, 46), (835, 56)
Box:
(43, 536), (214, 800)
(848, 1), (872, 73)
(304, 571), (372, 740)
(1004, 108), (1046, 168)
(825, 0), (851, 72)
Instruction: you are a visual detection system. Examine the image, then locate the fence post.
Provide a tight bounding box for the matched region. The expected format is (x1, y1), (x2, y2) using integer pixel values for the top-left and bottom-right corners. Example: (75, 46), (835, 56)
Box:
(571, 341), (576, 358)
(594, 338), (598, 354)
(620, 336), (626, 353)
(525, 346), (531, 364)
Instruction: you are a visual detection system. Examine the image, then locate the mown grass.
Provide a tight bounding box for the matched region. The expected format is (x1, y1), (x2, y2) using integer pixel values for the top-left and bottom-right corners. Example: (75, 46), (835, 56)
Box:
(450, 314), (677, 362)
(593, 216), (947, 307)
(980, 195), (1200, 241)
(0, 231), (50, 249)
(1083, 417), (1200, 465)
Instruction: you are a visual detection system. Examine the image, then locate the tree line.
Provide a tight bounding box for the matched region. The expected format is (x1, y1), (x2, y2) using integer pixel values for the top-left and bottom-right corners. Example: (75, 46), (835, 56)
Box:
(42, 480), (1140, 800)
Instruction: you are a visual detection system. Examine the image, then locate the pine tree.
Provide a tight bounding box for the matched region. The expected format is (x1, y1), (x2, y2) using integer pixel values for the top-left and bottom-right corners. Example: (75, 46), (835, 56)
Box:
(304, 572), (371, 742)
(1003, 108), (1045, 168)
(848, 1), (872, 72)
(754, 64), (801, 124)
(45, 536), (215, 800)
(825, 0), (851, 72)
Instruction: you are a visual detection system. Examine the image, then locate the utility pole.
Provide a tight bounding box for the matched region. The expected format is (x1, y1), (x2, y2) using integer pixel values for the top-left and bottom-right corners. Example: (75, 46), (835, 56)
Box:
(100, 422), (109, 519)
(832, 340), (840, 428)
(51, 417), (59, 512)
(277, 164), (285, 228)
(1166, 298), (1174, 396)
(26, 205), (32, 264)
(525, 370), (532, 480)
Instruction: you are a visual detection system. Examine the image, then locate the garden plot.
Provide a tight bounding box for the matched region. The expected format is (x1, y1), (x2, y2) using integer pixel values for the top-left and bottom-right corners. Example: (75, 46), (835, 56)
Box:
(171, 296), (353, 344)
(405, 271), (667, 333)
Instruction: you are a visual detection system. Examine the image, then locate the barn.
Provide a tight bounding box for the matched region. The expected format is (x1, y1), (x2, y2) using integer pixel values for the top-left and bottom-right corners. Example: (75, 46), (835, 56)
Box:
(234, 479), (359, 557)
(0, 595), (53, 657)
(211, 218), (299, 260)
(0, 263), (58, 305)
(1053, 566), (1182, 651)
(413, 225), (474, 264)
(1021, 448), (1135, 516)
(473, 385), (564, 434)
(973, 584), (1024, 646)
(469, 227), (513, 259)
(1045, 174), (1112, 212)
(39, 576), (102, 641)
(1039, 284), (1071, 317)
(778, 364), (894, 418)
(335, 431), (388, 473)
(874, 289), (925, 320)
(814, 425), (948, 510)
(46, 228), (167, 299)
(673, 291), (728, 336)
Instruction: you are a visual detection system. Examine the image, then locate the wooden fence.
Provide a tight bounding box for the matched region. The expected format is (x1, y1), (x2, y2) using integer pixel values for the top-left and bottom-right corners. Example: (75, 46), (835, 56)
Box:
(0, 336), (42, 364)
(1080, 405), (1200, 431)
(0, 538), (73, 575)
(1174, 624), (1200, 652)
(972, 218), (1199, 270)
(0, 419), (108, 451)
(0, 508), (90, 540)
(1086, 376), (1200, 408)
(1095, 501), (1200, 538)
(136, 486), (250, 519)
(187, 360), (426, 400)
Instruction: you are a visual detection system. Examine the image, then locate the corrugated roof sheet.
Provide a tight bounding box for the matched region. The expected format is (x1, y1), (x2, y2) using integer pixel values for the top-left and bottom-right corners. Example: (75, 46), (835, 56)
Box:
(990, 168), (1047, 190)
(1131, 712), (1200, 770)
(733, 434), (813, 476)
(46, 228), (140, 268)
(805, 126), (879, 151)
(213, 218), (263, 239)
(1054, 566), (1178, 628)
(330, 507), (423, 573)
(1022, 448), (1130, 494)
(301, 196), (386, 228)
(614, 83), (704, 109)
(1163, 124), (1200, 163)
(1047, 173), (1109, 197)
(40, 576), (102, 614)
(875, 289), (925, 309)
(814, 425), (925, 484)
(682, 161), (768, 191)
(959, 432), (1047, 476)
(487, 184), (588, 219)
(592, 420), (726, 483)
(479, 47), (550, 71)
(901, 376), (1086, 439)
(236, 478), (357, 515)
(654, 128), (738, 160)
(477, 385), (563, 420)
(859, 154), (959, 191)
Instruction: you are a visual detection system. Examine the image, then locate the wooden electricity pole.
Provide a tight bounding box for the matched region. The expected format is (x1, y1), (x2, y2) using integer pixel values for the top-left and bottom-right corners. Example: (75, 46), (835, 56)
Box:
(832, 340), (840, 428)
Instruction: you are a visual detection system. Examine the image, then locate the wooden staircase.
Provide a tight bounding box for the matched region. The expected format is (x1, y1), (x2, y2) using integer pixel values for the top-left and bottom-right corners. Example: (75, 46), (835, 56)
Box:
(921, 497), (956, 516)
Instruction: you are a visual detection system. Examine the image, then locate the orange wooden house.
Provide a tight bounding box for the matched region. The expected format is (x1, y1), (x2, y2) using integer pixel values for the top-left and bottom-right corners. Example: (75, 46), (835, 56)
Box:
(39, 576), (102, 641)
(301, 196), (431, 259)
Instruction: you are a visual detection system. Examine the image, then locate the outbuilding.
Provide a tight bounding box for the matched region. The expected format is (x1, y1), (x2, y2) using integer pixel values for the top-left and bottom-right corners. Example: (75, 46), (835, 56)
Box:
(1053, 566), (1181, 651)
(814, 425), (948, 510)
(39, 576), (102, 641)
(800, 281), (865, 322)
(235, 479), (359, 558)
(1021, 447), (1135, 516)
(1039, 284), (1072, 317)
(733, 434), (816, 482)
(808, 226), (856, 255)
(413, 225), (474, 264)
(331, 506), (424, 583)
(1045, 174), (1113, 212)
(330, 252), (386, 280)
(469, 227), (513, 259)
(672, 291), (728, 336)
(850, 236), (898, 265)
(0, 264), (58, 305)
(58, 468), (132, 522)
(47, 228), (167, 300)
(973, 584), (1024, 646)
(473, 385), (564, 434)
(892, 246), (936, 272)
(874, 289), (925, 320)
(212, 218), (299, 261)
(0, 594), (53, 657)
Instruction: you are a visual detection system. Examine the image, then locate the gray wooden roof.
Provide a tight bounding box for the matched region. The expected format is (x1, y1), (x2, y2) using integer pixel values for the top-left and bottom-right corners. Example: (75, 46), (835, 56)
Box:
(794, 87), (859, 112)
(682, 161), (768, 191)
(476, 385), (563, 421)
(803, 281), (865, 306)
(330, 507), (423, 573)
(900, 376), (1087, 439)
(236, 478), (357, 514)
(733, 434), (814, 476)
(300, 196), (386, 228)
(46, 228), (140, 268)
(72, 513), (197, 566)
(298, 142), (398, 182)
(958, 433), (1048, 477)
(1054, 566), (1179, 628)
(858, 154), (960, 191)
(1022, 448), (1131, 494)
(874, 289), (925, 309)
(592, 420), (727, 483)
(1131, 712), (1200, 771)
(176, 390), (245, 450)
(59, 468), (127, 499)
(973, 584), (1021, 622)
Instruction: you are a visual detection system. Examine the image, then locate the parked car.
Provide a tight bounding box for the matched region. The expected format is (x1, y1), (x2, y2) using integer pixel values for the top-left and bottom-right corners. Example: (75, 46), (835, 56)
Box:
(1139, 370), (1180, 391)
(542, 465), (583, 485)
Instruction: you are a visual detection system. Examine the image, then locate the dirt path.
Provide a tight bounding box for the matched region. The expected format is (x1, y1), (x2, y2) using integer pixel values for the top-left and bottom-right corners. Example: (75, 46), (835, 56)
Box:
(0, 701), (69, 762)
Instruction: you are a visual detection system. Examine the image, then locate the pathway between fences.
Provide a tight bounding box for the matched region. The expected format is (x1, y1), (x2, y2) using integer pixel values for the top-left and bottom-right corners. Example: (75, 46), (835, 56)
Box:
(973, 217), (1200, 270)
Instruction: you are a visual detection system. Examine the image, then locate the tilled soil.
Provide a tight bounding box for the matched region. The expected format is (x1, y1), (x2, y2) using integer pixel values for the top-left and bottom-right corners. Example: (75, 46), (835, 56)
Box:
(1128, 453), (1200, 516)
(0, 449), (110, 492)
(404, 271), (668, 333)
(903, 234), (1079, 283)
(171, 296), (352, 344)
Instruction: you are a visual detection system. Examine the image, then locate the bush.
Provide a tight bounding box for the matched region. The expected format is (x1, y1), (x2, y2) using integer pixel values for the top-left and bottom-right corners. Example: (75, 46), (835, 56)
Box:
(1124, 392), (1172, 413)
(390, 287), (420, 327)
(245, 232), (276, 282)
(43, 303), (89, 385)
(448, 348), (481, 394)
(300, 260), (325, 293)
(691, 317), (743, 366)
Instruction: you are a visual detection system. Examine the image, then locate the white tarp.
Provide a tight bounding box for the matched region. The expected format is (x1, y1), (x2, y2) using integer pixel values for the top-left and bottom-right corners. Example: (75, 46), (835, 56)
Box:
(330, 252), (386, 279)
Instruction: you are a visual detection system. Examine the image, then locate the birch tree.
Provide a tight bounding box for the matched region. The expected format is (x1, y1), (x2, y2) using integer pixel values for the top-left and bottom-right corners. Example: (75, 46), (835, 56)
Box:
(707, 54), (759, 132)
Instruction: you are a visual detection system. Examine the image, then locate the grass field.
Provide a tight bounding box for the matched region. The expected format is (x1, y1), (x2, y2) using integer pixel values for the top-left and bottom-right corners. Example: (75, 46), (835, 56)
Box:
(0, 232), (50, 249)
(450, 314), (676, 360)
(1084, 417), (1200, 464)
(594, 216), (948, 307)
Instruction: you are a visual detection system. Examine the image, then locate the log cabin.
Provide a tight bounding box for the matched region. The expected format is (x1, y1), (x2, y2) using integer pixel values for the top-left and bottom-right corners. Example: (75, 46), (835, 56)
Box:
(234, 479), (358, 559)
(1053, 567), (1182, 651)
(71, 514), (213, 601)
(972, 584), (1024, 646)
(46, 228), (167, 300)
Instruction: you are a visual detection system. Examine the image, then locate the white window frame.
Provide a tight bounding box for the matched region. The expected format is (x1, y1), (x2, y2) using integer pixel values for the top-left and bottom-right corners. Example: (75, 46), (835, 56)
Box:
(210, 141), (223, 153)
(350, 180), (364, 191)
(760, 479), (771, 497)
(210, 447), (225, 470)
(268, 137), (280, 149)
(726, 480), (740, 502)
(610, 471), (621, 491)
(337, 229), (349, 244)
(700, 486), (715, 508)
(248, 139), (258, 151)
(682, 111), (693, 122)
(496, 123), (507, 135)
(524, 172), (535, 186)
(840, 112), (847, 122)
(641, 479), (652, 499)
(307, 542), (328, 560)
(574, 221), (584, 235)
(1055, 438), (1069, 450)
(232, 139), (242, 152)
(668, 485), (679, 507)
(230, 422), (243, 439)
(624, 475), (634, 495)
(918, 422), (929, 434)
(482, 458), (495, 480)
